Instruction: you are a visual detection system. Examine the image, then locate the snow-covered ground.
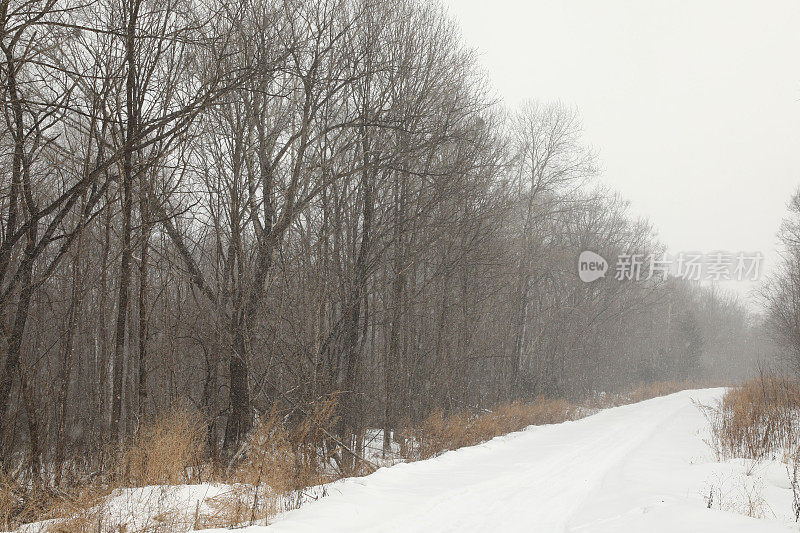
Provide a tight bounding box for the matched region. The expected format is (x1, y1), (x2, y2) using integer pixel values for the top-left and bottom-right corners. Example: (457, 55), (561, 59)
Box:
(211, 388), (798, 533)
(20, 388), (800, 532)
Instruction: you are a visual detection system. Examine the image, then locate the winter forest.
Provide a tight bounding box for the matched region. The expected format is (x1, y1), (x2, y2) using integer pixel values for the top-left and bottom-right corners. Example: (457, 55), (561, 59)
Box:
(1, 0), (798, 530)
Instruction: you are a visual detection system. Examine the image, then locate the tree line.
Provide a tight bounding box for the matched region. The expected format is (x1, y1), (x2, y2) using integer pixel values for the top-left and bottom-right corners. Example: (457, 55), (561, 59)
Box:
(0, 0), (761, 481)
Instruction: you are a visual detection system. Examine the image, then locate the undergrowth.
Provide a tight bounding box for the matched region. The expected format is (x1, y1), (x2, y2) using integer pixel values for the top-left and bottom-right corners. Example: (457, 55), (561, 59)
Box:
(700, 373), (800, 462)
(1, 380), (700, 531)
(698, 373), (800, 523)
(405, 398), (580, 460)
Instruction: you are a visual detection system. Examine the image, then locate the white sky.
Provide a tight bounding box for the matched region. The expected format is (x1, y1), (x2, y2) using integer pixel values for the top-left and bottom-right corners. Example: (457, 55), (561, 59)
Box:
(444, 0), (800, 303)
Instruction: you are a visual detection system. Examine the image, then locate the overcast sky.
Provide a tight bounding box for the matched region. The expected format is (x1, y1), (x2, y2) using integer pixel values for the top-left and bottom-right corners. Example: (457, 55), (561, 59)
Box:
(444, 0), (800, 302)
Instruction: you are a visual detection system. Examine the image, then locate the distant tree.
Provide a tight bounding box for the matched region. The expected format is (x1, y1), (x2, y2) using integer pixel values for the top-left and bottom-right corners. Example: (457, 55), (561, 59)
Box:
(676, 311), (703, 381)
(762, 189), (800, 372)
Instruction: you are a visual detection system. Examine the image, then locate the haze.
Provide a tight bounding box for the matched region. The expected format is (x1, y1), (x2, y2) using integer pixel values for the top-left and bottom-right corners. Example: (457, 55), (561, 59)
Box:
(445, 0), (800, 301)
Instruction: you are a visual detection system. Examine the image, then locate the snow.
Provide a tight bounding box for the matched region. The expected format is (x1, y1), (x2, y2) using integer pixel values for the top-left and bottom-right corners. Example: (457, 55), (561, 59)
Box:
(96, 484), (228, 530)
(19, 484), (234, 532)
(20, 388), (800, 532)
(210, 388), (799, 532)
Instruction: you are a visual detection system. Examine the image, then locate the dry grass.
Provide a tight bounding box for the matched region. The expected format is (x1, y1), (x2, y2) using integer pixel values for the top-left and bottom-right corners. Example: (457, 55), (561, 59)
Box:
(626, 380), (698, 404)
(701, 374), (800, 461)
(2, 381), (710, 531)
(405, 398), (580, 460)
(704, 474), (771, 520)
(0, 470), (112, 532)
(192, 486), (263, 531)
(119, 409), (207, 487)
(1, 474), (41, 530)
(1, 400), (338, 532)
(403, 381), (707, 461)
(696, 375), (800, 524)
(198, 400), (338, 529)
(584, 380), (706, 410)
(234, 398), (337, 487)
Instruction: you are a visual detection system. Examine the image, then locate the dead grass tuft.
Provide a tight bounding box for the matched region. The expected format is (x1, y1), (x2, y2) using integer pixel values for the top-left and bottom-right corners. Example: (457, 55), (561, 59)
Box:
(406, 398), (580, 460)
(197, 397), (338, 529)
(701, 373), (800, 461)
(119, 408), (207, 487)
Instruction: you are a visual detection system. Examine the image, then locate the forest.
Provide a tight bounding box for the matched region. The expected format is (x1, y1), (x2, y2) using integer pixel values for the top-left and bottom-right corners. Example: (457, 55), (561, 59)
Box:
(0, 0), (769, 501)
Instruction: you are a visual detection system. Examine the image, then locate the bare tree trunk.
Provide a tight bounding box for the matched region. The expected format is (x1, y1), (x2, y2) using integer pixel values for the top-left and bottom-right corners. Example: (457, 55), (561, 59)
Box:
(201, 344), (219, 461)
(0, 42), (36, 438)
(111, 0), (140, 444)
(20, 370), (41, 485)
(385, 166), (407, 443)
(340, 161), (373, 471)
(55, 226), (84, 484)
(223, 322), (251, 454)
(385, 232), (404, 454)
(137, 184), (150, 427)
(96, 197), (112, 444)
(0, 248), (35, 448)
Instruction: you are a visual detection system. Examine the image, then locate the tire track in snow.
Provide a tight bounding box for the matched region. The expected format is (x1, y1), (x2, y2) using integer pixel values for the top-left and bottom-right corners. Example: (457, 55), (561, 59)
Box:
(231, 388), (772, 533)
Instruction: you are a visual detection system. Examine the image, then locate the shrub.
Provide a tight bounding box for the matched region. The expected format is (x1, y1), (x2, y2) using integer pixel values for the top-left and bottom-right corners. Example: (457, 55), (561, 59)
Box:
(701, 373), (800, 461)
(119, 408), (207, 487)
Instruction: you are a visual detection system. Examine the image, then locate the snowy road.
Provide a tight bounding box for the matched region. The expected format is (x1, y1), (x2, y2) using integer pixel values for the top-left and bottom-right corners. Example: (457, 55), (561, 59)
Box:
(241, 389), (796, 532)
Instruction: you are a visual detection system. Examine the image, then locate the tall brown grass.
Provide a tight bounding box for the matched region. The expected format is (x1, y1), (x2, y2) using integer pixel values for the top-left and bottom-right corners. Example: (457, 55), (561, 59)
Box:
(0, 400), (339, 532)
(406, 398), (580, 460)
(201, 399), (339, 528)
(118, 409), (207, 487)
(404, 380), (704, 461)
(701, 373), (800, 461)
